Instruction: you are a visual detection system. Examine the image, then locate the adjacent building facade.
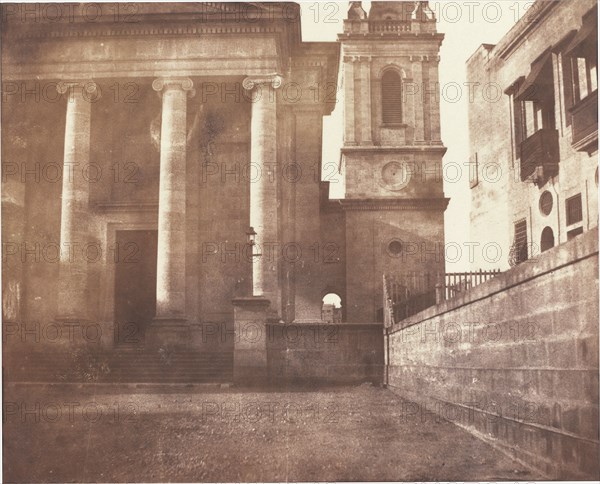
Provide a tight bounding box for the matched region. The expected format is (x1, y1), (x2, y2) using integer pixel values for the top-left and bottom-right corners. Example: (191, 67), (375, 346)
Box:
(468, 0), (598, 270)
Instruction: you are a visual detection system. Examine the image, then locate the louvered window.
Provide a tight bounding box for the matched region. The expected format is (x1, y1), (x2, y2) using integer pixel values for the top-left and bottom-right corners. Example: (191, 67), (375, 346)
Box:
(514, 219), (528, 263)
(566, 194), (583, 226)
(382, 71), (403, 124)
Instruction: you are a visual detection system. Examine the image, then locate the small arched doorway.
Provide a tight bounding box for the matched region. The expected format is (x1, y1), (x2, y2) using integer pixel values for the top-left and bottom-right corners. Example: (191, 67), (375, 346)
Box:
(321, 293), (342, 323)
(541, 226), (555, 252)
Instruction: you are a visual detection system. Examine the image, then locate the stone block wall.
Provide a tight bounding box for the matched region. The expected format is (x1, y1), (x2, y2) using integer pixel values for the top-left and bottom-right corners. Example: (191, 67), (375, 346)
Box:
(267, 322), (384, 384)
(387, 229), (599, 479)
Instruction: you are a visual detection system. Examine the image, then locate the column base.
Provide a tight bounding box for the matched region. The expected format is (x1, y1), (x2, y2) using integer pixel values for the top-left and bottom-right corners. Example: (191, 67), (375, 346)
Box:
(146, 317), (190, 349)
(232, 297), (271, 386)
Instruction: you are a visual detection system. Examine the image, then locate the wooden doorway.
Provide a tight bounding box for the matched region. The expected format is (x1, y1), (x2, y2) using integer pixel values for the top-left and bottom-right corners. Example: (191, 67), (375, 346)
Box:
(114, 230), (158, 345)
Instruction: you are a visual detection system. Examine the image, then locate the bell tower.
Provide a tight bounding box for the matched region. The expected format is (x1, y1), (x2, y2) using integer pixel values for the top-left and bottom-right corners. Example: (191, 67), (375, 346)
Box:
(338, 1), (449, 322)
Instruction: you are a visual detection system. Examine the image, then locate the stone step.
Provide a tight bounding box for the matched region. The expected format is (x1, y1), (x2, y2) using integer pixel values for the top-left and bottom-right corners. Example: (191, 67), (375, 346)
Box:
(5, 348), (234, 383)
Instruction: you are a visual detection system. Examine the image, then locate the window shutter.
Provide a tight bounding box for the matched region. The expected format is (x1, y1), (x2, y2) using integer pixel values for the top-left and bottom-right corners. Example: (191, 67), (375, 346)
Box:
(566, 194), (583, 225)
(382, 71), (403, 124)
(514, 220), (528, 263)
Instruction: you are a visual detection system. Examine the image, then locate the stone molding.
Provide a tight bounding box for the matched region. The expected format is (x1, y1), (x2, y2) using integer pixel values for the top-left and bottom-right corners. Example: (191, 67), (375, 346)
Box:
(328, 197), (450, 212)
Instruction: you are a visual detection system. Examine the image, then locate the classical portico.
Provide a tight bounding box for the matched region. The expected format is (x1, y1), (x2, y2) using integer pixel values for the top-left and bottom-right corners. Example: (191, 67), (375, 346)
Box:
(2, 1), (448, 385)
(4, 0), (446, 346)
(1, 2), (337, 338)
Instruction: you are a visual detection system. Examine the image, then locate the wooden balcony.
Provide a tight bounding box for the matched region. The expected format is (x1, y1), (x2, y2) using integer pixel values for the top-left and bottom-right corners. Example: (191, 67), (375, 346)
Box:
(520, 128), (560, 182)
(570, 90), (598, 153)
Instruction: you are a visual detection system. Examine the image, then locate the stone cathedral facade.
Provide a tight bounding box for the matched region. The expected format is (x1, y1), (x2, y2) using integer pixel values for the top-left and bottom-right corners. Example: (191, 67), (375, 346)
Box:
(2, 2), (446, 373)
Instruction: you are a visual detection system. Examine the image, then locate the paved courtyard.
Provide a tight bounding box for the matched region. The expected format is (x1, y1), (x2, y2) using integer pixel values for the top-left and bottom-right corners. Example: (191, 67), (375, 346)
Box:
(4, 383), (540, 482)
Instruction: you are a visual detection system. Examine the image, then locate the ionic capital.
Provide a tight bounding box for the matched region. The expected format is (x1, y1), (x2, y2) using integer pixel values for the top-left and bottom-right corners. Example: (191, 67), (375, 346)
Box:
(152, 77), (195, 98)
(57, 80), (98, 96)
(242, 74), (283, 91)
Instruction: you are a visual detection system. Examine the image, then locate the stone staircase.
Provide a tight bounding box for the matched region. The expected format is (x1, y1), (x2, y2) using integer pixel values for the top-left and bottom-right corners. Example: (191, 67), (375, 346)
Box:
(4, 346), (234, 384)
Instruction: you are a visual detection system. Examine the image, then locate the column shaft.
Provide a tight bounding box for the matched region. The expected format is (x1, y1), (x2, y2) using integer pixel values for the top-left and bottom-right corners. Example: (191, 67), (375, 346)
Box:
(152, 78), (194, 319)
(244, 75), (281, 302)
(56, 81), (94, 321)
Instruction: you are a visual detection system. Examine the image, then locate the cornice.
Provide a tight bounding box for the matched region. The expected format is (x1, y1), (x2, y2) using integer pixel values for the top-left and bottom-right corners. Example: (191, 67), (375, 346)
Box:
(327, 197), (450, 212)
(93, 201), (159, 213)
(338, 32), (445, 43)
(341, 145), (447, 155)
(494, 1), (559, 60)
(4, 23), (289, 40)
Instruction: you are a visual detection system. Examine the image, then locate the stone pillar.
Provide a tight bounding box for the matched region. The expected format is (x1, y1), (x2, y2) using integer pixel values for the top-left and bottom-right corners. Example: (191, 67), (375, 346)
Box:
(242, 74), (282, 303)
(55, 80), (97, 323)
(232, 297), (271, 385)
(360, 56), (373, 145)
(428, 57), (442, 143)
(344, 57), (357, 145)
(411, 57), (426, 143)
(148, 77), (194, 346)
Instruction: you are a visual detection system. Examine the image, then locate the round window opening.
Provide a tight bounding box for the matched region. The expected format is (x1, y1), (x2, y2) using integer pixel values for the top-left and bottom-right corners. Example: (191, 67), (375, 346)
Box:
(387, 240), (403, 256)
(539, 191), (553, 216)
(380, 161), (410, 191)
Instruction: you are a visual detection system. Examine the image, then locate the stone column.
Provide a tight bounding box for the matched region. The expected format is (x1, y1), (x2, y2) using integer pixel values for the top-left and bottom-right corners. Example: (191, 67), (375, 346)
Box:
(55, 80), (97, 323)
(242, 74), (282, 303)
(148, 77), (194, 346)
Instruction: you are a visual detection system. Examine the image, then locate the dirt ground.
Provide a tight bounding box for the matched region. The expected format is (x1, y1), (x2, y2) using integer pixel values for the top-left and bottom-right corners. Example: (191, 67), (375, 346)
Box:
(3, 383), (540, 482)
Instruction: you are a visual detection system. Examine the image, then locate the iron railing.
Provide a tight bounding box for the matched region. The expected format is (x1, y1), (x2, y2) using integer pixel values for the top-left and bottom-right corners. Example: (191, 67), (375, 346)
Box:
(383, 269), (501, 327)
(441, 270), (501, 301)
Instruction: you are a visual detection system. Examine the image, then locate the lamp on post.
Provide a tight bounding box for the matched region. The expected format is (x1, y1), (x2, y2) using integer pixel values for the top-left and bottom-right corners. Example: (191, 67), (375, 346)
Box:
(246, 226), (262, 296)
(246, 226), (257, 248)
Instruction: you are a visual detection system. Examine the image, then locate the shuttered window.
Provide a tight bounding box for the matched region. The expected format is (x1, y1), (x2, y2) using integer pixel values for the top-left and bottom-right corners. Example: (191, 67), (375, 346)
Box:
(566, 194), (583, 226)
(514, 219), (528, 263)
(382, 71), (403, 124)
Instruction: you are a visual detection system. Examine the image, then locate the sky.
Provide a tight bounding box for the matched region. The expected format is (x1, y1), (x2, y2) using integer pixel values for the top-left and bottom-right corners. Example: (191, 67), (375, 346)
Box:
(299, 0), (527, 270)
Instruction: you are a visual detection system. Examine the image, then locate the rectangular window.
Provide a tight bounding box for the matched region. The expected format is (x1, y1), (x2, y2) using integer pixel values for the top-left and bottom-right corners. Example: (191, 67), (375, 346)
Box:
(512, 52), (556, 144)
(514, 219), (528, 264)
(567, 227), (584, 240)
(577, 57), (589, 99)
(562, 52), (574, 126)
(523, 101), (536, 138)
(535, 103), (544, 130)
(567, 8), (598, 104)
(590, 62), (598, 92)
(566, 194), (583, 225)
(572, 55), (598, 102)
